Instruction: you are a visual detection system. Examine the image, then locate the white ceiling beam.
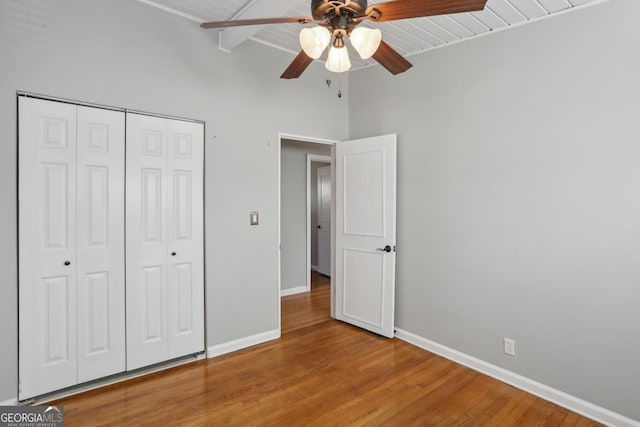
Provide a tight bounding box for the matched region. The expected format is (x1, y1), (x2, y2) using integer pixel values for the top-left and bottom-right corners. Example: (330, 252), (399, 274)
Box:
(136, 0), (202, 23)
(219, 0), (305, 52)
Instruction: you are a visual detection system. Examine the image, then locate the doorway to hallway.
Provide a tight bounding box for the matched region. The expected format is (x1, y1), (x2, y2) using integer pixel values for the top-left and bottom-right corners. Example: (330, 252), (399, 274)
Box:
(279, 137), (333, 297)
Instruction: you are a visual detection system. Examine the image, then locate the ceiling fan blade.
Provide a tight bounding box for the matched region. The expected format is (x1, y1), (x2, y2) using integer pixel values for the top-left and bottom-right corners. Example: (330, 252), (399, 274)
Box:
(280, 51), (314, 79)
(201, 16), (313, 29)
(372, 40), (413, 75)
(367, 0), (488, 22)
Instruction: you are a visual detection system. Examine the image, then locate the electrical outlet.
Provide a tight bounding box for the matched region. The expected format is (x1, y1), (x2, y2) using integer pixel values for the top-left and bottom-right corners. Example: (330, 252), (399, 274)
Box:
(503, 337), (516, 356)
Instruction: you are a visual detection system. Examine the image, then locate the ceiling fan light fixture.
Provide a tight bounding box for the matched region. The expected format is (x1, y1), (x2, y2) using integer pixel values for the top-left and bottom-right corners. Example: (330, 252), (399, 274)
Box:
(299, 26), (331, 59)
(350, 27), (382, 60)
(202, 0), (490, 79)
(325, 45), (351, 73)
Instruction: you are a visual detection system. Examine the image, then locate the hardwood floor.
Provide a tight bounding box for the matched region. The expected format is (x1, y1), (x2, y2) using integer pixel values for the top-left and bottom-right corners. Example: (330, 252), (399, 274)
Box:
(53, 271), (601, 426)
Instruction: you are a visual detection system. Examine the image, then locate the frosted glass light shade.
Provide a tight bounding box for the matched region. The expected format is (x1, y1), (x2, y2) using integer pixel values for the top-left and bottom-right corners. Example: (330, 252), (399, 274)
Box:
(350, 27), (382, 59)
(325, 46), (351, 73)
(299, 27), (331, 59)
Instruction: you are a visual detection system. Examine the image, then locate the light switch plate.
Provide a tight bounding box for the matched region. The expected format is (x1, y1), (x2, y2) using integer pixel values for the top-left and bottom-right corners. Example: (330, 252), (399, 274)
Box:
(250, 211), (259, 225)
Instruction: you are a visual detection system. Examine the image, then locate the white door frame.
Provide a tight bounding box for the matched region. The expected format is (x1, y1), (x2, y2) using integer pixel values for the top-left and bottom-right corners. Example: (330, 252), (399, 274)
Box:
(277, 133), (337, 331)
(307, 154), (332, 291)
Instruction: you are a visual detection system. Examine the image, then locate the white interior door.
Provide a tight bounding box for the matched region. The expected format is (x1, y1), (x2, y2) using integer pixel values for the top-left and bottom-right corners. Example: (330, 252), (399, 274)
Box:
(335, 134), (397, 338)
(19, 97), (78, 399)
(76, 105), (126, 383)
(316, 165), (331, 276)
(126, 113), (169, 370)
(19, 98), (126, 399)
(127, 113), (204, 369)
(166, 119), (205, 359)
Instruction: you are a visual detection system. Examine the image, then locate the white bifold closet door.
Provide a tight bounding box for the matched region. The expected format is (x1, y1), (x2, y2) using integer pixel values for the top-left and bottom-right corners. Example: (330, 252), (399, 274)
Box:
(18, 97), (125, 400)
(126, 113), (204, 370)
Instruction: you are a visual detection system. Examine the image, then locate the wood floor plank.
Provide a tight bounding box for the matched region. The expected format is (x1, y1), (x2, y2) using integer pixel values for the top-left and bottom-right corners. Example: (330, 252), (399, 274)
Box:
(52, 271), (603, 426)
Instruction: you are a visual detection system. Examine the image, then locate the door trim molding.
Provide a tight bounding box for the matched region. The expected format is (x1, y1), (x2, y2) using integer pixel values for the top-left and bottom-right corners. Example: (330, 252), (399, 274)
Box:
(395, 328), (638, 427)
(307, 154), (332, 292)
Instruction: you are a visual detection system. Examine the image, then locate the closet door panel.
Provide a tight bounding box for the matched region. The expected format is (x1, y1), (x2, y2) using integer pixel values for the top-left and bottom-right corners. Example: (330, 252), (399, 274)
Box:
(126, 113), (169, 370)
(167, 120), (204, 358)
(19, 97), (78, 399)
(76, 106), (126, 383)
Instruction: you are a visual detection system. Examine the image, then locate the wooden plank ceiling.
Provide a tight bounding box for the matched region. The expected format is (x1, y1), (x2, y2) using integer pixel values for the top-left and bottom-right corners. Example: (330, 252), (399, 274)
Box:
(137, 0), (602, 71)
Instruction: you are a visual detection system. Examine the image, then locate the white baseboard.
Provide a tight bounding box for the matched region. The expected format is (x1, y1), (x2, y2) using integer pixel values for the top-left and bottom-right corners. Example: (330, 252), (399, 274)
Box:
(394, 328), (639, 427)
(0, 398), (17, 406)
(311, 265), (331, 276)
(281, 286), (308, 297)
(207, 329), (280, 359)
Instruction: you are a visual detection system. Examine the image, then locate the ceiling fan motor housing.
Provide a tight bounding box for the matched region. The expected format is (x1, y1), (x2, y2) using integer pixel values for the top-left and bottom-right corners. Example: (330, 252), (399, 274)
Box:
(311, 0), (368, 21)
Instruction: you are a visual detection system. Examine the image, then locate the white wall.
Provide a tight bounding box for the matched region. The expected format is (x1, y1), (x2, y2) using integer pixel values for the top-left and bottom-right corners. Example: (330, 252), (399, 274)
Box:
(349, 0), (640, 421)
(0, 0), (348, 402)
(280, 140), (331, 292)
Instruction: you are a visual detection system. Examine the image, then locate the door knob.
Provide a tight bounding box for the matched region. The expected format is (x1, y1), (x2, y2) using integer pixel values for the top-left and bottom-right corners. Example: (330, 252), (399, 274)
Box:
(376, 245), (392, 253)
(171, 252), (177, 256)
(317, 225), (321, 229)
(64, 260), (71, 266)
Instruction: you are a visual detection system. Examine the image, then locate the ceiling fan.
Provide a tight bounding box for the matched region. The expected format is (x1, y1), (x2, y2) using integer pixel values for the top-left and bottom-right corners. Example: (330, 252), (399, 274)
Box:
(201, 0), (488, 79)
